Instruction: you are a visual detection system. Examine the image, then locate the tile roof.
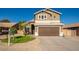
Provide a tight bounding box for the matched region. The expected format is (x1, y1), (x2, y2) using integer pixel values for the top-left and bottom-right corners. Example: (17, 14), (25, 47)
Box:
(0, 22), (16, 28)
(63, 23), (79, 28)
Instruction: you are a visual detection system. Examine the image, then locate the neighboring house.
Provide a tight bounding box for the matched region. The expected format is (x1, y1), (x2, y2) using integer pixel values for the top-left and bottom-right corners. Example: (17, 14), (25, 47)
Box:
(62, 23), (79, 36)
(34, 8), (63, 36)
(0, 22), (26, 35)
(0, 22), (15, 34)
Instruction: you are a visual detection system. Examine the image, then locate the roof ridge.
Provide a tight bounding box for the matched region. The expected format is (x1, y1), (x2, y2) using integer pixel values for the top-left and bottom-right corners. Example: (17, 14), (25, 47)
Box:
(34, 8), (62, 15)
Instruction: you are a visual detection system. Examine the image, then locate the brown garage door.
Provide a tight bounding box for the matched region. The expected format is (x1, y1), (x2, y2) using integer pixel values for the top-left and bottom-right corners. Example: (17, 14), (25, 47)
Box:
(38, 27), (59, 36)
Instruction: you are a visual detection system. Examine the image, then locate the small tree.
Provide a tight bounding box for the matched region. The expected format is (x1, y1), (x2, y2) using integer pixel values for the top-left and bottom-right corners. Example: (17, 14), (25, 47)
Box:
(10, 27), (17, 40)
(18, 21), (27, 35)
(0, 19), (10, 23)
(18, 21), (26, 30)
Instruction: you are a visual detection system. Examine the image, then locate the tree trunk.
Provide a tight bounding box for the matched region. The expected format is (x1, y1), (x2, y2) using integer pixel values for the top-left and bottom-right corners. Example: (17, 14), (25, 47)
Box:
(13, 34), (15, 40)
(8, 33), (10, 46)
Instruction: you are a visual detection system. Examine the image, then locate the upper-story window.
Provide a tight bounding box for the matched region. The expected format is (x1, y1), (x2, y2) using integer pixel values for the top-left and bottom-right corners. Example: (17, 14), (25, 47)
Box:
(45, 15), (46, 18)
(39, 15), (41, 19)
(39, 15), (47, 20)
(42, 15), (44, 19)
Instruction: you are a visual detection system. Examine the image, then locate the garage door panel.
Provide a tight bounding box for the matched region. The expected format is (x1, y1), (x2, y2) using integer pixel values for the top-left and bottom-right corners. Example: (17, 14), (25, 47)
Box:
(39, 27), (59, 36)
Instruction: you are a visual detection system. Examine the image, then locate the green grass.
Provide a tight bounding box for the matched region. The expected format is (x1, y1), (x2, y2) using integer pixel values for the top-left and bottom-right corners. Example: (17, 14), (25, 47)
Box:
(1, 35), (35, 43)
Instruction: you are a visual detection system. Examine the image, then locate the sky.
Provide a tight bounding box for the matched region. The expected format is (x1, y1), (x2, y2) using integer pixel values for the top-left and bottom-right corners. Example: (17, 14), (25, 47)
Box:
(0, 8), (79, 24)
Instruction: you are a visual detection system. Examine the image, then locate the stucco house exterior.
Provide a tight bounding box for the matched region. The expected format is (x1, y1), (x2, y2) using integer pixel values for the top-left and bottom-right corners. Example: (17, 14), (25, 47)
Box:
(0, 8), (79, 37)
(34, 8), (64, 36)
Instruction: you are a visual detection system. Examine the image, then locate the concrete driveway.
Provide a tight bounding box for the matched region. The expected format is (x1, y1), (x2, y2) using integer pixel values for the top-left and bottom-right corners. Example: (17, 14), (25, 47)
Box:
(37, 36), (79, 51)
(0, 36), (79, 51)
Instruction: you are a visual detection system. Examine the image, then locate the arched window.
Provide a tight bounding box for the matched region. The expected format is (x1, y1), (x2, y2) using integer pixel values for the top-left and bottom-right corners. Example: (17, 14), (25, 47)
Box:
(45, 15), (46, 18)
(45, 15), (47, 20)
(42, 15), (44, 19)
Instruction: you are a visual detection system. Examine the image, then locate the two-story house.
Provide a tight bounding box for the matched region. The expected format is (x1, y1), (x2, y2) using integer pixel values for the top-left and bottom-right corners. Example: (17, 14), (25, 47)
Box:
(0, 8), (65, 36)
(34, 8), (63, 36)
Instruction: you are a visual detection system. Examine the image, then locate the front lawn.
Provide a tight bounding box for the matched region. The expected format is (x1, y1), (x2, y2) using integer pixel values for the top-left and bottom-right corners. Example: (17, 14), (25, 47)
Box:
(1, 35), (35, 43)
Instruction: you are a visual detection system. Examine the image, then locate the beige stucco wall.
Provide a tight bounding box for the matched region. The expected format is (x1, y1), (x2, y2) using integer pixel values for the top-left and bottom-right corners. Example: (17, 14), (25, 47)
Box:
(46, 10), (60, 21)
(17, 30), (24, 35)
(53, 13), (60, 21)
(35, 10), (60, 22)
(35, 12), (52, 20)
